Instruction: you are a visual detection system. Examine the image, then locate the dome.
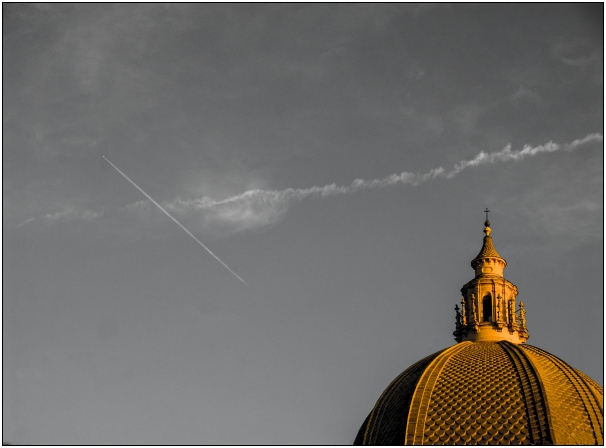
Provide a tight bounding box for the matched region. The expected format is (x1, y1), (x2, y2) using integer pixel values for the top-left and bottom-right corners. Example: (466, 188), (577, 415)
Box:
(354, 215), (603, 445)
(354, 341), (603, 445)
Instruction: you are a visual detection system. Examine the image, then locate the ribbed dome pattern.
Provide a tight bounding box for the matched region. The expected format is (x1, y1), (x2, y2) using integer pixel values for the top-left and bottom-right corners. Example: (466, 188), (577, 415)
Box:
(354, 341), (603, 445)
(473, 235), (502, 260)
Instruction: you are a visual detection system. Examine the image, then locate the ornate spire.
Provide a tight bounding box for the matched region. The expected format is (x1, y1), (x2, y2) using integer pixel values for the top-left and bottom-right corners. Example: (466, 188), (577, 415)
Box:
(470, 217), (506, 277)
(471, 217), (503, 264)
(453, 212), (528, 344)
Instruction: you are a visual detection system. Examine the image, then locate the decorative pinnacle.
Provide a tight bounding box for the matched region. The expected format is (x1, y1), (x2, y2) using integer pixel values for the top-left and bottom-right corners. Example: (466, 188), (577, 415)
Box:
(483, 208), (491, 236)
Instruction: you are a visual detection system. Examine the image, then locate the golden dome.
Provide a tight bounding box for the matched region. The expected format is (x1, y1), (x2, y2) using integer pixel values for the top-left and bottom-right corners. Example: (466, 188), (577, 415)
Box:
(354, 341), (603, 445)
(354, 215), (603, 445)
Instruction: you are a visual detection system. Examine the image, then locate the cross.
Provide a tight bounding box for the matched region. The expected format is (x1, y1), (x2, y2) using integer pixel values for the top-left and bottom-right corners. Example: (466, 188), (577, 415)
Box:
(484, 208), (490, 221)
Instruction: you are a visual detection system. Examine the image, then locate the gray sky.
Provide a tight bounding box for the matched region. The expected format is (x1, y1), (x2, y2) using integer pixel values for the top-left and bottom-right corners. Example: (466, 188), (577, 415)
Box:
(3, 4), (603, 445)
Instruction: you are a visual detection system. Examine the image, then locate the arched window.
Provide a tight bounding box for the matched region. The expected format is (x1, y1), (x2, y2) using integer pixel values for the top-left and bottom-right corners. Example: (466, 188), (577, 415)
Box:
(482, 294), (492, 322)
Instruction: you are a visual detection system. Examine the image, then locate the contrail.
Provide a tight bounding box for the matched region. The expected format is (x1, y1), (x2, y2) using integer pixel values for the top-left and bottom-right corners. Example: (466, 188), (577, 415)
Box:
(16, 217), (35, 228)
(30, 133), (602, 234)
(161, 133), (603, 232)
(102, 156), (247, 285)
(174, 133), (604, 209)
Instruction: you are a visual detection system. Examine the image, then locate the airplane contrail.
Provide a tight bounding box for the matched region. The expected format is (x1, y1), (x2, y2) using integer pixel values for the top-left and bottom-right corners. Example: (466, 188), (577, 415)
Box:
(25, 133), (601, 233)
(160, 132), (603, 231)
(102, 156), (247, 285)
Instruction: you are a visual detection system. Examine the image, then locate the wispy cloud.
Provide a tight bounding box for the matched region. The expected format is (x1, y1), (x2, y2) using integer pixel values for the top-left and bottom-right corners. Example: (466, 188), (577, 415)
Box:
(551, 41), (602, 67)
(163, 133), (602, 232)
(511, 85), (541, 104)
(561, 54), (601, 67)
(445, 133), (602, 178)
(162, 167), (446, 233)
(23, 133), (603, 234)
(16, 217), (36, 228)
(44, 208), (104, 224)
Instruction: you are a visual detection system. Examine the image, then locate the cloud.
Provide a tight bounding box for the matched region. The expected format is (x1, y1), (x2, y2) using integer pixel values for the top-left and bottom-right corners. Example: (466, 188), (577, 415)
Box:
(445, 133), (602, 178)
(551, 41), (602, 67)
(16, 217), (36, 228)
(561, 54), (601, 67)
(511, 86), (541, 104)
(28, 133), (603, 234)
(160, 167), (446, 233)
(160, 133), (601, 233)
(568, 133), (603, 149)
(44, 208), (104, 224)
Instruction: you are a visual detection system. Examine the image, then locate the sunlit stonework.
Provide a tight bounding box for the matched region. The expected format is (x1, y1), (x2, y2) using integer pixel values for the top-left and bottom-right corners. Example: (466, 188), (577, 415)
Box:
(354, 217), (603, 445)
(453, 218), (528, 344)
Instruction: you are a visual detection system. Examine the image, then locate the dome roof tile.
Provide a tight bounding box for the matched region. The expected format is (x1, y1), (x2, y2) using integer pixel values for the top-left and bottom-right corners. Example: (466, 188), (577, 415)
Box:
(354, 341), (603, 445)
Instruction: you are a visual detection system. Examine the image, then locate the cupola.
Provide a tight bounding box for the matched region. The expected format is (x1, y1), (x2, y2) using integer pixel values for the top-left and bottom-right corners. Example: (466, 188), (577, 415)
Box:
(453, 213), (528, 344)
(354, 212), (602, 446)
